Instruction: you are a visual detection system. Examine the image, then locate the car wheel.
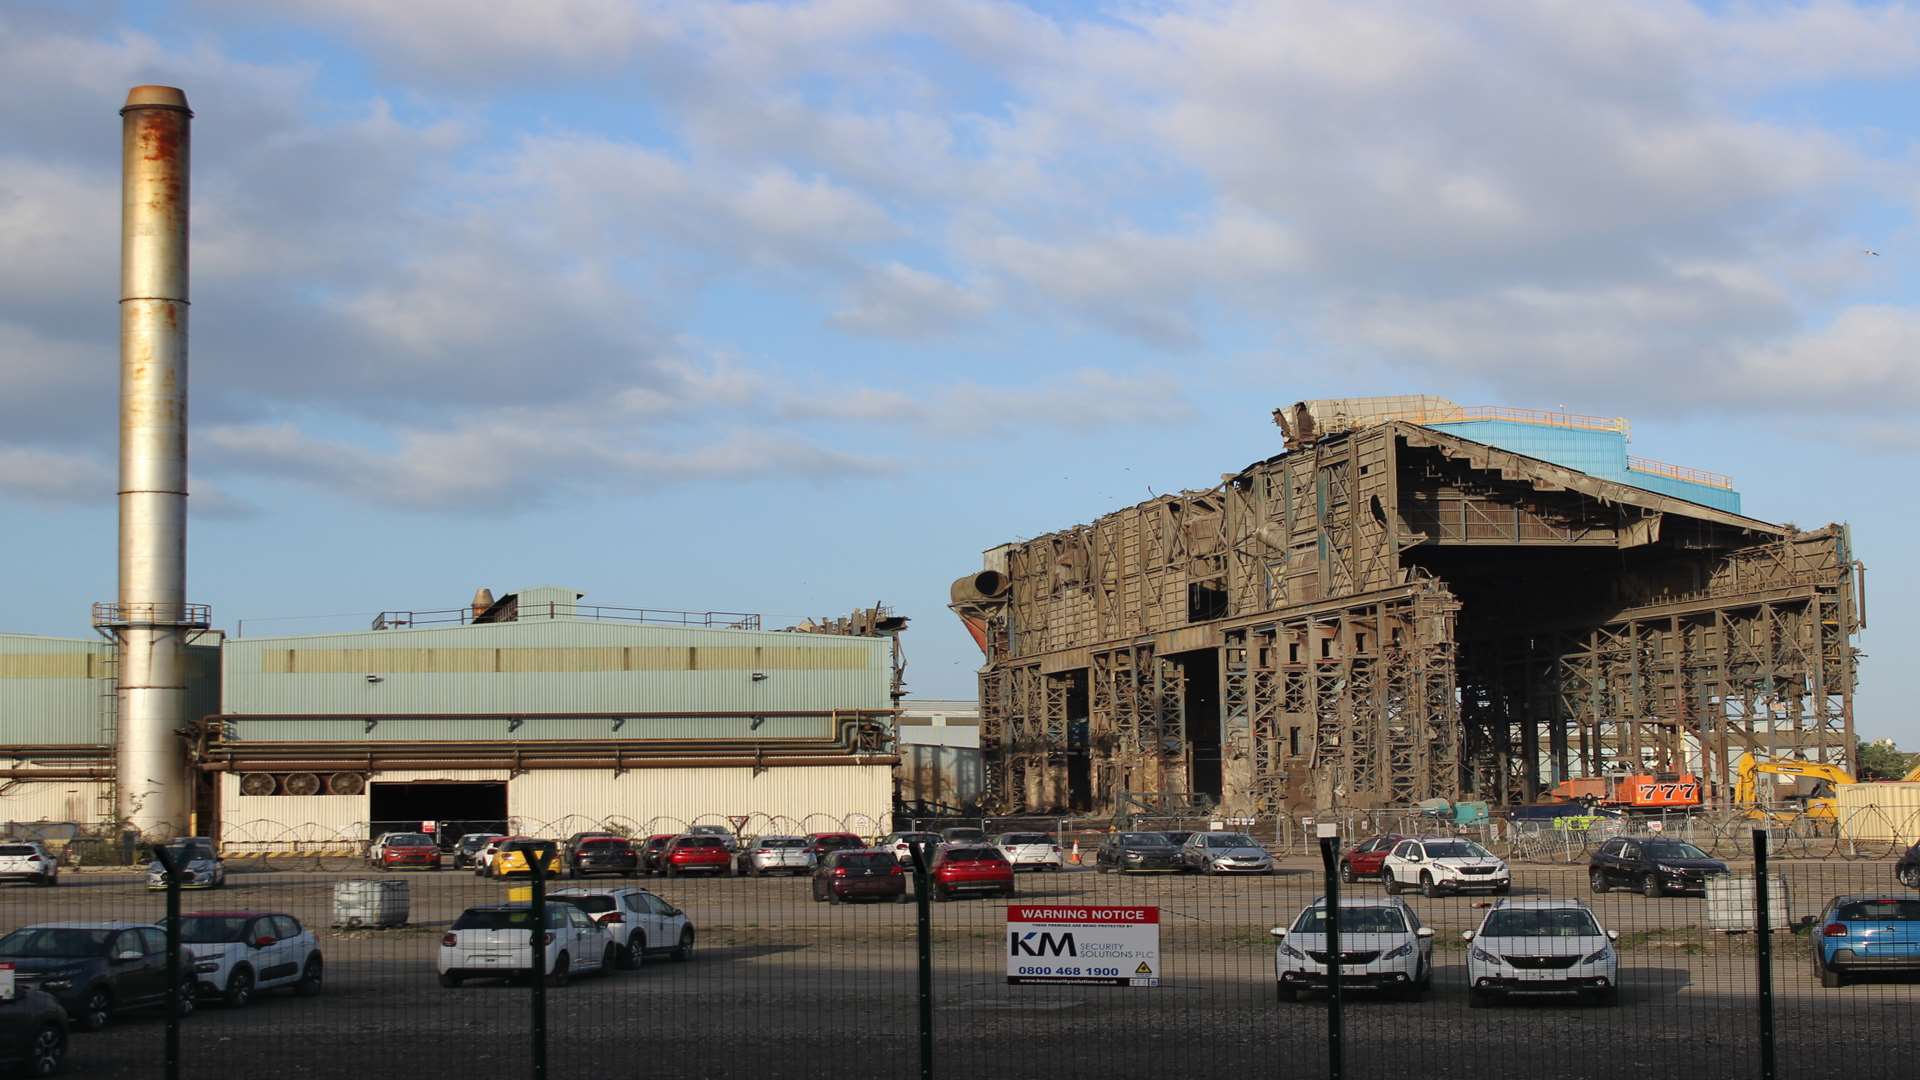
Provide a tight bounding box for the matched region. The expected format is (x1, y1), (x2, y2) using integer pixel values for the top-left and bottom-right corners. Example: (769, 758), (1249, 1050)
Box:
(1588, 868), (1609, 894)
(665, 865), (678, 879)
(174, 977), (196, 1018)
(547, 953), (571, 988)
(1275, 982), (1297, 1003)
(223, 965), (254, 1008)
(1340, 862), (1356, 884)
(1003, 884), (1017, 898)
(295, 955), (324, 996)
(1382, 870), (1399, 895)
(25, 1022), (64, 1077)
(77, 988), (112, 1032)
(1468, 988), (1491, 1009)
(1491, 882), (1511, 895)
(602, 943), (619, 973)
(626, 933), (647, 969)
(895, 890), (911, 904)
(439, 972), (463, 989)
(1420, 873), (1438, 898)
(1418, 962), (1433, 991)
(828, 889), (843, 905)
(1899, 866), (1920, 889)
(934, 885), (951, 902)
(673, 927), (695, 962)
(1820, 953), (1845, 989)
(1642, 873), (1664, 899)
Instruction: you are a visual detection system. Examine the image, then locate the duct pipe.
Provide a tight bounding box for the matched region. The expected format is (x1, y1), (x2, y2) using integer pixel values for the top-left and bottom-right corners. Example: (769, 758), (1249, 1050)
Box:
(115, 86), (193, 836)
(949, 570), (1009, 605)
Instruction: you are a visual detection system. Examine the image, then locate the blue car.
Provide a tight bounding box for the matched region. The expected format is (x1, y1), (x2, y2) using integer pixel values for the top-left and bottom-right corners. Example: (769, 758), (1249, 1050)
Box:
(1812, 894), (1920, 987)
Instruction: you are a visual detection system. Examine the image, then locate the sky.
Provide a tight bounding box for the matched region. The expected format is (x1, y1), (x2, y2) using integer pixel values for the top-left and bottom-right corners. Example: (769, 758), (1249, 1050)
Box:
(1, 0), (1917, 741)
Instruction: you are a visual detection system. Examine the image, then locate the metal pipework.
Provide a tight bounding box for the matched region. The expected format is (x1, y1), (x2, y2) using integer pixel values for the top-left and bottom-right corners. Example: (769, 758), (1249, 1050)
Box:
(115, 85), (193, 836)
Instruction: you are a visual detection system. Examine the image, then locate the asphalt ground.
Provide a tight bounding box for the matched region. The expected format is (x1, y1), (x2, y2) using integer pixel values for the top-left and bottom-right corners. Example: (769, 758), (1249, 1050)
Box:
(3, 856), (1915, 1080)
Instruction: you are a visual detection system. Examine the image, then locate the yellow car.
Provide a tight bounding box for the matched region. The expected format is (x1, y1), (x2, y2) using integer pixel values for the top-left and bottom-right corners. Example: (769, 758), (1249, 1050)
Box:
(489, 838), (564, 878)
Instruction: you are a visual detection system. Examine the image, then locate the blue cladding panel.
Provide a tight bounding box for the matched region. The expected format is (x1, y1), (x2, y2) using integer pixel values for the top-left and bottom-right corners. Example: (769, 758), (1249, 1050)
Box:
(1424, 421), (1741, 514)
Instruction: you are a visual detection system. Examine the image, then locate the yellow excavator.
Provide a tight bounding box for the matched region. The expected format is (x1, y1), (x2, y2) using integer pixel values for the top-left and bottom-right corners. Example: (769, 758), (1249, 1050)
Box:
(1731, 752), (1857, 822)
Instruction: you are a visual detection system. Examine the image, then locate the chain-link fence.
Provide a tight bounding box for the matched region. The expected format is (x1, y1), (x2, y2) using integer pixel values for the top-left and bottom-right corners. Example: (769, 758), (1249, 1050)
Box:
(2, 821), (1916, 1079)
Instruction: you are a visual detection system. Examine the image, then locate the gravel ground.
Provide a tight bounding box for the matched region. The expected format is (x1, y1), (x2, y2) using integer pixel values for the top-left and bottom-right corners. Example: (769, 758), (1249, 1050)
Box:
(5, 857), (1914, 1079)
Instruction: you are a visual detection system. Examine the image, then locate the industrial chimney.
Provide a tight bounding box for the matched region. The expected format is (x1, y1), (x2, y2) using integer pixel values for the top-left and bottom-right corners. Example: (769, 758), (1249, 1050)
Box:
(95, 86), (206, 837)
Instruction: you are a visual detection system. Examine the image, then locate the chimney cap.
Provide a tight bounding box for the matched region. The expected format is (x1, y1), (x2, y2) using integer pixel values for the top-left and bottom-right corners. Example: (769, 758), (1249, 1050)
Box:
(123, 85), (191, 114)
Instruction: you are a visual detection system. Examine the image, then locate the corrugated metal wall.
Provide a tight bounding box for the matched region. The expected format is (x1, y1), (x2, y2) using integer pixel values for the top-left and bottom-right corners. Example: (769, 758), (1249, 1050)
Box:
(0, 634), (111, 745)
(0, 777), (109, 825)
(222, 620), (889, 740)
(217, 764), (894, 847)
(1838, 783), (1920, 843)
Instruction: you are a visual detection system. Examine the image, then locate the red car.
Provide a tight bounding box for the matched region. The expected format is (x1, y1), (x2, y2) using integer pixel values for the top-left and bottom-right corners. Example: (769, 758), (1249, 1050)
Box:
(812, 849), (908, 904)
(1339, 834), (1405, 882)
(640, 834), (677, 874)
(375, 832), (442, 871)
(929, 845), (1015, 901)
(806, 832), (865, 860)
(663, 835), (732, 876)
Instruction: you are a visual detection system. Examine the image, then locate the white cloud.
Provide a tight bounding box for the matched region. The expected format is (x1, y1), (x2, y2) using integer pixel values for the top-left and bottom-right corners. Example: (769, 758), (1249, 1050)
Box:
(0, 445), (112, 503)
(830, 263), (992, 338)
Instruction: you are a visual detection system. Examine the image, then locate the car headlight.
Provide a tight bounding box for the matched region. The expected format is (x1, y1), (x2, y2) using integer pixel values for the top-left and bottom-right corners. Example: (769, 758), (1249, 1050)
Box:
(1582, 946), (1612, 965)
(1382, 942), (1413, 961)
(1279, 943), (1304, 960)
(195, 961), (220, 973)
(1470, 947), (1498, 964)
(1657, 864), (1679, 874)
(41, 978), (73, 992)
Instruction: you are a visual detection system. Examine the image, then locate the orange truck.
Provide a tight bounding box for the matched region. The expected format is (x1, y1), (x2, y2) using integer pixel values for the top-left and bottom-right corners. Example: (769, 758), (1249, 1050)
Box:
(1549, 772), (1702, 811)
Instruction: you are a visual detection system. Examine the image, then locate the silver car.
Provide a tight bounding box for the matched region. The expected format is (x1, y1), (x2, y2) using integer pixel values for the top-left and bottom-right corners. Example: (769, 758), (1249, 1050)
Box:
(1182, 832), (1274, 874)
(687, 824), (740, 853)
(735, 836), (815, 877)
(146, 838), (225, 890)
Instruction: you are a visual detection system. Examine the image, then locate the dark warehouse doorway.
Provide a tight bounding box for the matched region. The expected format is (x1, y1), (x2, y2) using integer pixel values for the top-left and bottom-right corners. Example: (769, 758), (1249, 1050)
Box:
(1067, 674), (1092, 812)
(1179, 650), (1222, 803)
(369, 782), (508, 846)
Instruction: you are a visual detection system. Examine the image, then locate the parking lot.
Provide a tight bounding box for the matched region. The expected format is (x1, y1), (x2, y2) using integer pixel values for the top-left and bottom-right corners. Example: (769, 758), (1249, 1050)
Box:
(5, 853), (1916, 1079)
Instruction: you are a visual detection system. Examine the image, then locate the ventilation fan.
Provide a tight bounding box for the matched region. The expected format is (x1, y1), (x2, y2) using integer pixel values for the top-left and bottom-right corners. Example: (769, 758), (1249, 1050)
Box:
(239, 772), (277, 797)
(327, 772), (367, 796)
(283, 772), (323, 796)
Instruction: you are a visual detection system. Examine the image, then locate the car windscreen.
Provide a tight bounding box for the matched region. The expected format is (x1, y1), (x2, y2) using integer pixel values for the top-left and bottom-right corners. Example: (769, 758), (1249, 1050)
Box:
(175, 916), (253, 944)
(1206, 834), (1258, 848)
(0, 844), (39, 856)
(1837, 898), (1920, 922)
(1292, 907), (1408, 934)
(1119, 833), (1173, 847)
(759, 837), (806, 848)
(0, 927), (112, 957)
(551, 896), (617, 914)
(942, 830), (987, 841)
(1481, 909), (1601, 938)
(897, 833), (940, 843)
(165, 842), (216, 860)
(834, 853), (893, 869)
(452, 909), (555, 931)
(1001, 834), (1050, 845)
(459, 836), (494, 851)
(1424, 841), (1492, 859)
(1642, 842), (1710, 860)
(943, 847), (1004, 862)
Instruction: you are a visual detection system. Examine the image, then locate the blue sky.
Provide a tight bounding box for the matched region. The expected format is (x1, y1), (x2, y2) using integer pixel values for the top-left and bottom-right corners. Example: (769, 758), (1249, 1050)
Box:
(2, 1), (1917, 741)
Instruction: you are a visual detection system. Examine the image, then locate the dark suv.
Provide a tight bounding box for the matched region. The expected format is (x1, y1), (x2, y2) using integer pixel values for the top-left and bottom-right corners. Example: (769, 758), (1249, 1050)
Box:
(1589, 836), (1728, 897)
(0, 922), (194, 1030)
(811, 850), (907, 904)
(568, 837), (639, 878)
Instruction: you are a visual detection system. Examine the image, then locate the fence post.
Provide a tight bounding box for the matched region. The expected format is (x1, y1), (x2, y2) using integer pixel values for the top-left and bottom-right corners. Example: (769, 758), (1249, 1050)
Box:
(908, 839), (935, 1080)
(1752, 829), (1776, 1080)
(519, 840), (553, 1080)
(150, 842), (183, 1080)
(1317, 824), (1342, 1080)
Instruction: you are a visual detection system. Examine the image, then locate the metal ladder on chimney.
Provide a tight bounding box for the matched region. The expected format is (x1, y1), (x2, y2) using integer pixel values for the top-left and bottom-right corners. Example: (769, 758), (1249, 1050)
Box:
(95, 646), (117, 823)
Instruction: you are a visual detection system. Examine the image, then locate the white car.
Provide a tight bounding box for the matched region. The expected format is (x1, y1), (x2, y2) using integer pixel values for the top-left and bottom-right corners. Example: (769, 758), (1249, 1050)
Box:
(995, 832), (1064, 871)
(1182, 832), (1274, 875)
(875, 832), (943, 866)
(0, 841), (59, 886)
(472, 838), (506, 876)
(1270, 896), (1434, 1001)
(146, 838), (226, 890)
(175, 911), (323, 1006)
(1462, 899), (1618, 1007)
(439, 903), (614, 987)
(549, 887), (697, 969)
(1381, 837), (1509, 897)
(735, 836), (817, 877)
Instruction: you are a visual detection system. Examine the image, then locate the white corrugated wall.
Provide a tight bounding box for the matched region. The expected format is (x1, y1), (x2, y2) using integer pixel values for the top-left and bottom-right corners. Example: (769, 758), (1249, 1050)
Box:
(0, 779), (110, 827)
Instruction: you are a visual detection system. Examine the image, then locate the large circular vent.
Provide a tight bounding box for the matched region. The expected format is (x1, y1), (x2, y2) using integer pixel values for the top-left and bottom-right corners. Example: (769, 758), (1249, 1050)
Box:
(282, 772), (323, 796)
(327, 772), (367, 796)
(239, 772), (277, 796)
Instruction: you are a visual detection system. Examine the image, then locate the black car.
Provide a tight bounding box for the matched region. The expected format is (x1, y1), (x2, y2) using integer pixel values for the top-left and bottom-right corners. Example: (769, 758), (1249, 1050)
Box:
(1095, 832), (1186, 873)
(810, 850), (908, 904)
(1897, 842), (1920, 889)
(1160, 831), (1195, 848)
(0, 987), (67, 1076)
(640, 836), (675, 874)
(453, 833), (505, 870)
(0, 922), (194, 1031)
(1588, 836), (1728, 897)
(568, 837), (639, 878)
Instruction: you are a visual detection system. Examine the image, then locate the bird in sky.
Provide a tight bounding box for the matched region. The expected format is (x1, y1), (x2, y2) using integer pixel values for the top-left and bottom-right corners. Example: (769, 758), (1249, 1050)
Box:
(1865, 249), (1880, 256)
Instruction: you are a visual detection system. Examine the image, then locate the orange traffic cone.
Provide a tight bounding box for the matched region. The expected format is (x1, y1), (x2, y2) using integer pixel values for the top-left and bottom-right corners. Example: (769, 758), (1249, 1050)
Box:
(1069, 841), (1082, 865)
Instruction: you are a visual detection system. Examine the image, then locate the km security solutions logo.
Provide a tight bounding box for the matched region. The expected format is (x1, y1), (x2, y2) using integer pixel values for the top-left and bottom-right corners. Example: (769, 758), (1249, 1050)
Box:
(1011, 931), (1078, 957)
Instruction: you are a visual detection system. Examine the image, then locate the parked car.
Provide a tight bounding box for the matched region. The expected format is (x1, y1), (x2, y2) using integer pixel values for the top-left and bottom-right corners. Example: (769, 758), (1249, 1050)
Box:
(563, 832), (621, 861)
(0, 984), (67, 1076)
(1381, 837), (1509, 897)
(1337, 835), (1406, 882)
(454, 833), (505, 871)
(1462, 899), (1618, 1007)
(995, 833), (1064, 871)
(490, 839), (563, 879)
(806, 833), (867, 862)
(811, 850), (908, 904)
(639, 834), (677, 874)
(662, 836), (732, 877)
(1181, 832), (1273, 875)
(929, 845), (1015, 901)
(938, 827), (988, 845)
(1588, 837), (1728, 897)
(549, 887), (696, 968)
(372, 832), (442, 872)
(0, 842), (59, 887)
(875, 832), (943, 866)
(170, 912), (323, 1007)
(1810, 893), (1920, 987)
(1895, 842), (1920, 889)
(0, 923), (195, 1030)
(1095, 832), (1185, 874)
(472, 837), (510, 876)
(1270, 896), (1434, 1001)
(438, 904), (613, 988)
(567, 837), (638, 879)
(736, 836), (816, 877)
(686, 824), (740, 852)
(146, 838), (225, 891)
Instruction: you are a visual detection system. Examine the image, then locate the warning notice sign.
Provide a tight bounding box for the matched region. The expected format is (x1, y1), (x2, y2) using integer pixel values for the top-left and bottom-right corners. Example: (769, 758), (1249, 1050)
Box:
(1006, 905), (1160, 987)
